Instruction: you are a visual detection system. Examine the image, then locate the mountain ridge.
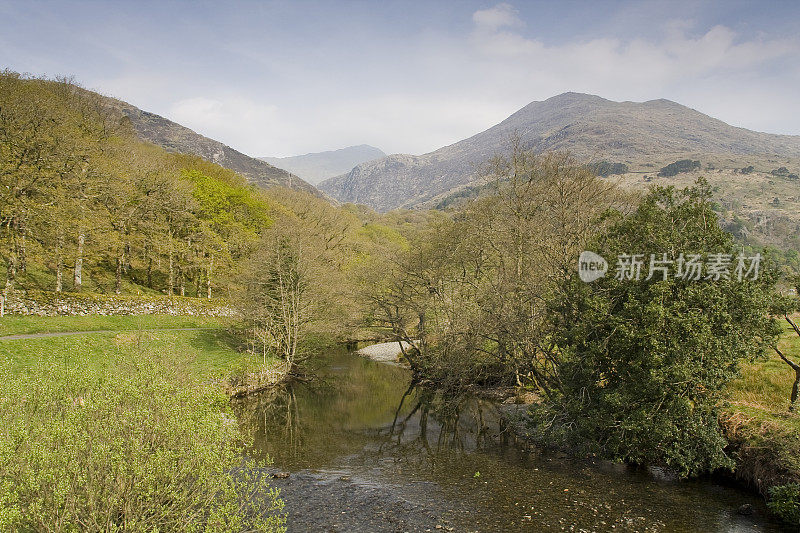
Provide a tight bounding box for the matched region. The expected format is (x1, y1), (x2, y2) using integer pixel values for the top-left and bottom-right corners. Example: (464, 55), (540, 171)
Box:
(319, 92), (800, 211)
(112, 101), (318, 194)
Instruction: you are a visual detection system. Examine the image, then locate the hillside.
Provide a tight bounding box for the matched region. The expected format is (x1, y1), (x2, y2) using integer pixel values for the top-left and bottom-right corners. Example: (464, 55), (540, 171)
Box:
(319, 92), (800, 211)
(260, 144), (385, 185)
(114, 102), (319, 194)
(0, 72), (375, 300)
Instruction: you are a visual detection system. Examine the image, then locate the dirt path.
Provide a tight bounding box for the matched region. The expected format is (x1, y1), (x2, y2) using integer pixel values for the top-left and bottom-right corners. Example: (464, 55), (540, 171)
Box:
(0, 327), (215, 341)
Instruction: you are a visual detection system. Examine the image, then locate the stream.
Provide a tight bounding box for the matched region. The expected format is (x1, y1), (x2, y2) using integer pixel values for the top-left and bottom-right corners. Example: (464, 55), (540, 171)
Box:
(233, 348), (782, 532)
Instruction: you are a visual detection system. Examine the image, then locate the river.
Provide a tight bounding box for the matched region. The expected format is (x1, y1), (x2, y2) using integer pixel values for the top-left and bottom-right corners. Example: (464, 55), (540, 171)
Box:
(233, 347), (782, 532)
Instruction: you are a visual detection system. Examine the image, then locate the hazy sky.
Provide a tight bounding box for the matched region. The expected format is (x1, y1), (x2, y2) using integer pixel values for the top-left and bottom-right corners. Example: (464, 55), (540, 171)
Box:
(1, 0), (799, 157)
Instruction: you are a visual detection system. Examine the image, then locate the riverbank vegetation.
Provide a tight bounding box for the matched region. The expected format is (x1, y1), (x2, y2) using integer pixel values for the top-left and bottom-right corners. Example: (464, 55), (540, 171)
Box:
(0, 321), (286, 531)
(362, 148), (800, 524)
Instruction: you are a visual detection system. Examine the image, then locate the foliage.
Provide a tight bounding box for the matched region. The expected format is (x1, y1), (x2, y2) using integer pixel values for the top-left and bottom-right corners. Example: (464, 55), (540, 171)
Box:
(768, 483), (800, 526)
(0, 347), (285, 531)
(544, 180), (779, 476)
(0, 72), (282, 299)
(658, 159), (701, 177)
(589, 161), (629, 177)
(236, 189), (407, 363)
(369, 147), (621, 387)
(740, 165), (755, 175)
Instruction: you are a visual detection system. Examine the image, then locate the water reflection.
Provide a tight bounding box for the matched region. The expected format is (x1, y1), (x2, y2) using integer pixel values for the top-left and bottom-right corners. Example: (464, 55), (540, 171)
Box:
(233, 348), (781, 532)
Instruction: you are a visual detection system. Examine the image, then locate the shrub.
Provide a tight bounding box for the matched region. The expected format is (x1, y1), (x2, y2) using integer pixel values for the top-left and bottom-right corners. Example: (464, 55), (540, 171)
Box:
(657, 159), (701, 177)
(768, 483), (800, 526)
(0, 350), (285, 532)
(589, 161), (629, 177)
(771, 167), (790, 177)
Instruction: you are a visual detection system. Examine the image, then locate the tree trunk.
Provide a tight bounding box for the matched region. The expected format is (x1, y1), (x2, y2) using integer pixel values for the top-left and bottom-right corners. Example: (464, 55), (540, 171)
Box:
(18, 221), (26, 274)
(5, 251), (16, 293)
(74, 232), (84, 292)
(115, 254), (123, 295)
(167, 235), (174, 296)
(147, 256), (153, 288)
(55, 233), (64, 292)
(775, 346), (800, 412)
(123, 243), (131, 272)
(206, 255), (213, 299)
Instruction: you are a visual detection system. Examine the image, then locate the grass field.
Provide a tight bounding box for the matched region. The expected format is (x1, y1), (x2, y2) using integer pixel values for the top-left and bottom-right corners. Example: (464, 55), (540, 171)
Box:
(729, 318), (800, 414)
(0, 314), (273, 381)
(0, 314), (233, 336)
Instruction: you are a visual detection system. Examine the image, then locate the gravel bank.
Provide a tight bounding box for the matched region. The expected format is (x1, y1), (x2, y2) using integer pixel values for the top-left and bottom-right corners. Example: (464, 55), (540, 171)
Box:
(356, 340), (416, 363)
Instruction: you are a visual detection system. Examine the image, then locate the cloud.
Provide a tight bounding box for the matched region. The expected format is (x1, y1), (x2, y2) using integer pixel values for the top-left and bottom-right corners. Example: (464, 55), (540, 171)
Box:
(472, 3), (523, 32)
(157, 6), (800, 157)
(43, 1), (798, 157)
(470, 8), (796, 83)
(458, 4), (800, 138)
(168, 97), (279, 155)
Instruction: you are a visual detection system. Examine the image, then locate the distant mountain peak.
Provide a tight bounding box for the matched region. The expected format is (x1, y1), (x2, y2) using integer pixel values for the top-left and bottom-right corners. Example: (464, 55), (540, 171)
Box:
(259, 144), (385, 185)
(319, 93), (800, 212)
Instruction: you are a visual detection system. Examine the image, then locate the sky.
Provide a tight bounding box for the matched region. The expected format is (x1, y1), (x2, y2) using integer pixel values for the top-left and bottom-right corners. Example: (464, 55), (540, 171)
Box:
(1, 0), (799, 157)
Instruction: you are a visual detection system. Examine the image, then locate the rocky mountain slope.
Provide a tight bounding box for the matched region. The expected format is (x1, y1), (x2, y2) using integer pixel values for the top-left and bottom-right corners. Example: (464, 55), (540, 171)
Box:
(260, 144), (385, 185)
(319, 93), (800, 211)
(117, 104), (317, 194)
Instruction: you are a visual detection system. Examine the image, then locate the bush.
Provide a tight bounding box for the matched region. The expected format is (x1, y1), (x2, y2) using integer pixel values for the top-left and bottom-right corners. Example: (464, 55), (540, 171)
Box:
(771, 167), (790, 177)
(768, 483), (800, 526)
(658, 159), (701, 177)
(589, 161), (629, 177)
(0, 350), (285, 532)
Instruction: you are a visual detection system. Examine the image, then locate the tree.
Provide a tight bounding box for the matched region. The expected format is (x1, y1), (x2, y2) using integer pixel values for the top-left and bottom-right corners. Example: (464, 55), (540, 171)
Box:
(369, 147), (620, 386)
(658, 159), (701, 177)
(770, 281), (800, 410)
(239, 232), (310, 368)
(544, 179), (779, 476)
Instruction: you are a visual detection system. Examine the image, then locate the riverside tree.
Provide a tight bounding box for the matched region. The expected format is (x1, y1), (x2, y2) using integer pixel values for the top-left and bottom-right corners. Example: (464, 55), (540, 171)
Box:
(370, 147), (620, 386)
(770, 278), (800, 410)
(543, 180), (779, 476)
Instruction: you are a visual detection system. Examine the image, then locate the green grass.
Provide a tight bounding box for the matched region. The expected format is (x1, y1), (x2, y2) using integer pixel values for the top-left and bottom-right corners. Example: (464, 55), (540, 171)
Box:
(723, 317), (800, 504)
(728, 318), (800, 418)
(0, 314), (233, 336)
(0, 315), (276, 382)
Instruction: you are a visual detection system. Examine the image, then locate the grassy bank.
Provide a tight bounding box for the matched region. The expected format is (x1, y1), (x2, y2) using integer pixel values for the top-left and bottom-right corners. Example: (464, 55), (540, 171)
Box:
(0, 314), (286, 531)
(723, 318), (800, 520)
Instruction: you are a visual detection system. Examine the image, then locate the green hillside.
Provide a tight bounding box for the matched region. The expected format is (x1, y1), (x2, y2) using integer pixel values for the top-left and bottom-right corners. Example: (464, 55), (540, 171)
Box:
(0, 72), (405, 305)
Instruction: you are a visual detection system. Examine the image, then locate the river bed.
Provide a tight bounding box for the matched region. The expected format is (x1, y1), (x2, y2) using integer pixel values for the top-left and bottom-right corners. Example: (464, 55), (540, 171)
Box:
(233, 348), (782, 532)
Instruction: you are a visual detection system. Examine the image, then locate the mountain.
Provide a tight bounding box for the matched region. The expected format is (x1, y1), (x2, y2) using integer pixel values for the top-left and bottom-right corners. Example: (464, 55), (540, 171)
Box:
(319, 92), (800, 211)
(116, 103), (318, 194)
(259, 145), (385, 185)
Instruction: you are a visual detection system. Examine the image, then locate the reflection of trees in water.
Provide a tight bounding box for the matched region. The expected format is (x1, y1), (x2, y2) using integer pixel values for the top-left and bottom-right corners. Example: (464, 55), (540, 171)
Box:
(379, 382), (515, 459)
(234, 373), (519, 471)
(233, 384), (304, 460)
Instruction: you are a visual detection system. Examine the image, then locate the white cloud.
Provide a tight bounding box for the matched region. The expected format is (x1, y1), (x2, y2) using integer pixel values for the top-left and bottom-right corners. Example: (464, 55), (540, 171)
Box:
(456, 5), (800, 142)
(472, 3), (523, 32)
(76, 3), (800, 157)
(168, 97), (280, 155)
